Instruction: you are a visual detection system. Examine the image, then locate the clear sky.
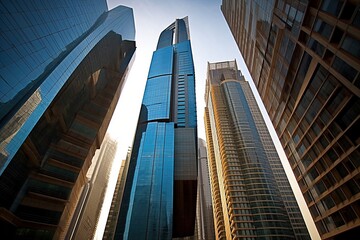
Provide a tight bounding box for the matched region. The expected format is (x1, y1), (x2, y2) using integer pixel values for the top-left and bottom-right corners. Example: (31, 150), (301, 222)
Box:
(99, 0), (321, 239)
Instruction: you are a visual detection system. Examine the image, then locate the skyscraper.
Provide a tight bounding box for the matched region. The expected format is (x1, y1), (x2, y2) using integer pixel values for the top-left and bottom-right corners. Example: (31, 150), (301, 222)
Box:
(196, 138), (215, 240)
(204, 60), (310, 239)
(222, 1), (360, 238)
(66, 134), (117, 239)
(115, 17), (198, 239)
(103, 149), (131, 240)
(0, 1), (135, 238)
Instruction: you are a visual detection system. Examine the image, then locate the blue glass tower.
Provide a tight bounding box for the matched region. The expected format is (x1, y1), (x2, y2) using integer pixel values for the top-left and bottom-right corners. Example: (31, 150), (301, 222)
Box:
(0, 1), (135, 173)
(116, 17), (197, 239)
(0, 1), (135, 238)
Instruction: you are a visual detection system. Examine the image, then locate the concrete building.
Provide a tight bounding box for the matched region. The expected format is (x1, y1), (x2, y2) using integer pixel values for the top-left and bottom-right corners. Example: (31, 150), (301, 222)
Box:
(204, 60), (310, 239)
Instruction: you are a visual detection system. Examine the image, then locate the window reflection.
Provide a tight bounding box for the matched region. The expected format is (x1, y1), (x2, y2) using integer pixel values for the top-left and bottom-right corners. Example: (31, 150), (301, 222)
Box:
(341, 35), (360, 59)
(313, 19), (333, 40)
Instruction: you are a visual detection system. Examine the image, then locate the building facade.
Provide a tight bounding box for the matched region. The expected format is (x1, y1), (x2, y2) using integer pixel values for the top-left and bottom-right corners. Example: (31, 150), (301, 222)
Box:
(103, 149), (131, 240)
(222, 0), (360, 238)
(204, 60), (310, 239)
(197, 138), (215, 240)
(115, 17), (198, 239)
(0, 1), (136, 238)
(66, 135), (117, 239)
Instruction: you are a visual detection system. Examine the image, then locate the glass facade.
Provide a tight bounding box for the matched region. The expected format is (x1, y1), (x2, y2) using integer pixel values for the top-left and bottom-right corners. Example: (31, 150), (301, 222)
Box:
(0, 1), (135, 174)
(0, 1), (136, 239)
(115, 17), (197, 239)
(204, 60), (310, 239)
(124, 122), (175, 239)
(222, 0), (360, 238)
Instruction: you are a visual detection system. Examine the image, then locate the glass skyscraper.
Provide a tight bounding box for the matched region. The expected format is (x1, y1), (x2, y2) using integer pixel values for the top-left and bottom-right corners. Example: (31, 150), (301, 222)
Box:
(222, 0), (360, 238)
(0, 1), (135, 238)
(115, 17), (198, 239)
(205, 60), (310, 239)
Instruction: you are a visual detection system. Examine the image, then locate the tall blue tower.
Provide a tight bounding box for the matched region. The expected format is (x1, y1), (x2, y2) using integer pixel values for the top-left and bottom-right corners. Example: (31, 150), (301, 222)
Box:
(116, 17), (197, 239)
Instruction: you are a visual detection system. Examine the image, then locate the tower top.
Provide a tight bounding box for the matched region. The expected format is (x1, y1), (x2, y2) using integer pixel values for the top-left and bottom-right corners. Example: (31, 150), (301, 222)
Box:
(156, 17), (190, 49)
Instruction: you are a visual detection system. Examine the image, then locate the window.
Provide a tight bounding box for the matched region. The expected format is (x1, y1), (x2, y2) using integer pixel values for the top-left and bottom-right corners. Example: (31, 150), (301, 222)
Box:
(341, 35), (360, 59)
(353, 9), (360, 28)
(320, 0), (343, 17)
(308, 38), (325, 56)
(332, 57), (357, 81)
(313, 19), (333, 40)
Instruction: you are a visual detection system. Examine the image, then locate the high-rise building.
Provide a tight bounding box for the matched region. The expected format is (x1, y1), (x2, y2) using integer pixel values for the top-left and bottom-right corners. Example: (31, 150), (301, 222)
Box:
(196, 138), (215, 240)
(222, 1), (360, 238)
(103, 149), (131, 240)
(66, 134), (117, 239)
(204, 60), (310, 239)
(0, 1), (135, 238)
(115, 17), (198, 239)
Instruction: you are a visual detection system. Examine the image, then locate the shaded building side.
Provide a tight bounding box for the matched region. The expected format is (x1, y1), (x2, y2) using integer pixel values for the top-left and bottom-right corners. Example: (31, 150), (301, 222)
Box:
(196, 138), (215, 240)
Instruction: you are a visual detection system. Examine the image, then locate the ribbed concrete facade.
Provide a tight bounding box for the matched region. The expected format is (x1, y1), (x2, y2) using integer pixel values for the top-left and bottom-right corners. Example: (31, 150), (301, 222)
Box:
(204, 60), (309, 239)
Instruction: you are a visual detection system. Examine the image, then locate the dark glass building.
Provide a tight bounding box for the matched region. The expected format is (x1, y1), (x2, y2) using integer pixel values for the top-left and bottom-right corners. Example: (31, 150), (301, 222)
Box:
(205, 60), (310, 239)
(0, 1), (135, 238)
(115, 17), (198, 239)
(222, 0), (360, 239)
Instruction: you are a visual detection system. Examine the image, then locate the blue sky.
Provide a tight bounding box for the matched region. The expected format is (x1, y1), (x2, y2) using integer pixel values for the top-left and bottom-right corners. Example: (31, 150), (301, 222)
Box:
(98, 0), (321, 239)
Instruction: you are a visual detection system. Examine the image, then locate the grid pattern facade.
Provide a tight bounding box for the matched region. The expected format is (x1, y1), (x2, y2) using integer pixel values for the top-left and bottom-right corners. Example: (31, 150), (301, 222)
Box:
(0, 2), (135, 239)
(204, 108), (227, 239)
(204, 60), (310, 239)
(115, 17), (197, 239)
(222, 0), (360, 238)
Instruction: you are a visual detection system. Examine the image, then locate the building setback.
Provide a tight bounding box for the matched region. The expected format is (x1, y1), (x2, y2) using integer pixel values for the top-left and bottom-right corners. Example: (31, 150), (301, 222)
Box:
(0, 1), (136, 238)
(222, 0), (360, 239)
(204, 60), (310, 239)
(115, 17), (198, 239)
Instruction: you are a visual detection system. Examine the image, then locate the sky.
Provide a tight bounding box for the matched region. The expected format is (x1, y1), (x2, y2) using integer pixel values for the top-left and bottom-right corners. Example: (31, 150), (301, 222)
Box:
(96, 0), (321, 239)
